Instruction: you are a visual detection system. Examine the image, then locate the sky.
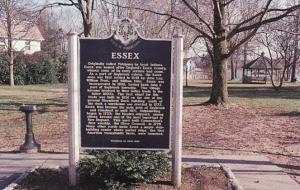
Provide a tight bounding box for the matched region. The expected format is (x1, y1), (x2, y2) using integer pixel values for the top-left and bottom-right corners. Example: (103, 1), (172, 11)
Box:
(22, 0), (299, 60)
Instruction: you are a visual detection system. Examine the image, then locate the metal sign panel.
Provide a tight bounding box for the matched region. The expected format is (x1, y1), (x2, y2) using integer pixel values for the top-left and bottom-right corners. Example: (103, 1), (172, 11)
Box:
(79, 19), (171, 149)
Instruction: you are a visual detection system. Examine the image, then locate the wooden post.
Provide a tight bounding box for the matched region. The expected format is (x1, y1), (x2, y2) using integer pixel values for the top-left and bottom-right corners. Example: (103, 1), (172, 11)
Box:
(172, 34), (183, 187)
(68, 32), (80, 187)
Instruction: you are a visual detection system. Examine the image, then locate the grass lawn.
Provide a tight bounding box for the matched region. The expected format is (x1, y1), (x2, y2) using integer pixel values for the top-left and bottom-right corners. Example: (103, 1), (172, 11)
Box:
(1, 80), (299, 111)
(0, 81), (299, 183)
(0, 84), (68, 153)
(184, 80), (300, 112)
(0, 83), (67, 108)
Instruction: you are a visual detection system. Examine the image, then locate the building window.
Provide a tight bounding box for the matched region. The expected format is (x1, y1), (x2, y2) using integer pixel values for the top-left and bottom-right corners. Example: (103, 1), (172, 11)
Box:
(25, 41), (31, 50)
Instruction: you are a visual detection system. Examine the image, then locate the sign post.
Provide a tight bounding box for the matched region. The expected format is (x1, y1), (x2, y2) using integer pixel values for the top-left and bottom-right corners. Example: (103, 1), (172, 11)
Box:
(172, 34), (184, 187)
(67, 32), (80, 187)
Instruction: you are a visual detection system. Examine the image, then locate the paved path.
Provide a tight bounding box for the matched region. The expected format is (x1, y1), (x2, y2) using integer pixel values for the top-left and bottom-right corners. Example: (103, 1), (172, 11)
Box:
(0, 153), (68, 189)
(0, 153), (299, 190)
(183, 155), (300, 190)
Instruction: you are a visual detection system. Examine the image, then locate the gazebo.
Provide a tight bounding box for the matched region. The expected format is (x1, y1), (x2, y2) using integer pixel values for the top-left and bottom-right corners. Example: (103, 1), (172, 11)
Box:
(242, 53), (281, 84)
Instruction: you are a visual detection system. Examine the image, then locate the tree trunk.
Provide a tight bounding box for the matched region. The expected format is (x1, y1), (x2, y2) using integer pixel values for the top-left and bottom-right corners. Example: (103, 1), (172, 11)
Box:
(83, 21), (92, 37)
(291, 57), (298, 82)
(209, 48), (228, 105)
(9, 50), (14, 86)
(291, 5), (299, 82)
(209, 36), (229, 104)
(285, 68), (290, 81)
(6, 5), (14, 86)
(208, 1), (228, 105)
(270, 64), (287, 91)
(234, 59), (238, 79)
(230, 56), (235, 80)
(185, 68), (188, 87)
(78, 0), (93, 37)
(242, 42), (248, 83)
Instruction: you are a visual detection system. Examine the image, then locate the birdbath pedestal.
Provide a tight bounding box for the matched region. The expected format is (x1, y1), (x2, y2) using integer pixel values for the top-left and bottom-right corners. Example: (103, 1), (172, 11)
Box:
(19, 105), (41, 153)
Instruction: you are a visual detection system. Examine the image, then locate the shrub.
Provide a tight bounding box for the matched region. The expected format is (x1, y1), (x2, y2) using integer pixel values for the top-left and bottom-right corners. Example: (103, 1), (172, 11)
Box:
(78, 150), (169, 190)
(0, 52), (67, 85)
(0, 55), (27, 85)
(22, 52), (58, 84)
(14, 59), (27, 85)
(0, 57), (9, 84)
(56, 54), (67, 83)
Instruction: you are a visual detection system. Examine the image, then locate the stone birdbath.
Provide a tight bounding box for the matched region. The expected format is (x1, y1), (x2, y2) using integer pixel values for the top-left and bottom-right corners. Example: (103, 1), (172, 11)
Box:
(19, 105), (41, 153)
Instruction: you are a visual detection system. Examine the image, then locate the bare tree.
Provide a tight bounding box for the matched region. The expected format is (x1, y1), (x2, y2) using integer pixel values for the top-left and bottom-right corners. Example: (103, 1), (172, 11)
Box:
(257, 21), (300, 91)
(45, 0), (95, 37)
(105, 0), (300, 105)
(91, 1), (117, 37)
(0, 0), (37, 86)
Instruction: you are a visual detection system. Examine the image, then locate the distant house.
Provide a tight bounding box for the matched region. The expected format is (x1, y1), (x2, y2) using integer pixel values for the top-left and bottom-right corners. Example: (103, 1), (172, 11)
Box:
(0, 23), (44, 54)
(184, 56), (212, 80)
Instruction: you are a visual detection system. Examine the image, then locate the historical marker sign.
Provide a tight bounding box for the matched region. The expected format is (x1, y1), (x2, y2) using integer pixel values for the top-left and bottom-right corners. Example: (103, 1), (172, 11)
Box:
(79, 18), (172, 149)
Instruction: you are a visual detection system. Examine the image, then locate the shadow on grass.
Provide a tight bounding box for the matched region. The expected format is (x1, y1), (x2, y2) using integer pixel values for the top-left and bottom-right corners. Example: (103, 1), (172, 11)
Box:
(138, 180), (172, 186)
(0, 103), (67, 113)
(39, 150), (68, 154)
(183, 102), (212, 107)
(183, 145), (300, 158)
(184, 85), (300, 100)
(37, 108), (67, 114)
(182, 157), (300, 173)
(45, 97), (67, 104)
(275, 111), (300, 117)
(0, 150), (20, 154)
(0, 94), (66, 109)
(276, 163), (300, 171)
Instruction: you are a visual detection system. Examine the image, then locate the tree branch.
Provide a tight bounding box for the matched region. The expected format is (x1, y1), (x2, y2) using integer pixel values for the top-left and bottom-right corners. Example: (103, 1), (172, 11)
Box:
(228, 3), (300, 39)
(221, 0), (235, 7)
(101, 0), (213, 42)
(156, 16), (172, 35)
(189, 34), (205, 46)
(227, 30), (256, 56)
(181, 0), (214, 35)
(38, 1), (79, 12)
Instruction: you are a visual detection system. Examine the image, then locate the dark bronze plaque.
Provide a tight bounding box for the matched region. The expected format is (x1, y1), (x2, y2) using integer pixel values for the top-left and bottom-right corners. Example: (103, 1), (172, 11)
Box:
(80, 36), (171, 149)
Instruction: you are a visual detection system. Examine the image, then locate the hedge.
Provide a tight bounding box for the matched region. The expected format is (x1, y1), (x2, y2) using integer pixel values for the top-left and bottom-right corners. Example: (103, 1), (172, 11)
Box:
(0, 52), (67, 85)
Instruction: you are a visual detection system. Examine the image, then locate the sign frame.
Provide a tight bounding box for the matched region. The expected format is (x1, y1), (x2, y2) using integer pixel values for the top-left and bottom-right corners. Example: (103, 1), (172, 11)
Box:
(77, 31), (173, 150)
(68, 18), (183, 187)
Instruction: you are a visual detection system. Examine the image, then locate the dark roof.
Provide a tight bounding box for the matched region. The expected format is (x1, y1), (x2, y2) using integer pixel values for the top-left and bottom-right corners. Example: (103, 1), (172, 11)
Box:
(243, 53), (281, 70)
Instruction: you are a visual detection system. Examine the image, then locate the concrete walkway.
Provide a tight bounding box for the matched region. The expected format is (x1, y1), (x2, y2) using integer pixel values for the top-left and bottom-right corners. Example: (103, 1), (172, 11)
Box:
(0, 153), (68, 189)
(183, 155), (300, 190)
(0, 153), (299, 190)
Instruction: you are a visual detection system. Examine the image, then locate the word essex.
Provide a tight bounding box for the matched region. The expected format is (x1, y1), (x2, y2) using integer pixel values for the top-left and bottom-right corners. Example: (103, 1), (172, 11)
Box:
(112, 52), (140, 60)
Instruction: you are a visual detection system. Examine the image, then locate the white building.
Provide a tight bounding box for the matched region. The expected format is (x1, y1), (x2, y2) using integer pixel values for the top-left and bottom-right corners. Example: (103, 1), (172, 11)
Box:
(0, 24), (44, 54)
(184, 56), (213, 80)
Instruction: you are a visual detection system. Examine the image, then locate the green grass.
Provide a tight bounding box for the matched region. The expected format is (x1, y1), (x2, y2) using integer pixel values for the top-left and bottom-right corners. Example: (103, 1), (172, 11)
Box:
(184, 80), (300, 112)
(0, 81), (299, 112)
(0, 84), (66, 104)
(0, 83), (67, 112)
